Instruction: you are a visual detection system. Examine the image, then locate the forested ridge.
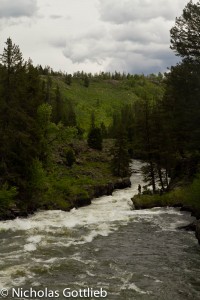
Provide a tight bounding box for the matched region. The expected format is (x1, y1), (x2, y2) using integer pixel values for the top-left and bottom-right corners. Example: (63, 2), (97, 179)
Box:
(0, 0), (200, 219)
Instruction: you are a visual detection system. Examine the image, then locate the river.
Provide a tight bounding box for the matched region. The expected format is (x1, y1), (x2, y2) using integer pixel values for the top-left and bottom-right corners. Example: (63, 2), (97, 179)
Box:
(0, 160), (200, 300)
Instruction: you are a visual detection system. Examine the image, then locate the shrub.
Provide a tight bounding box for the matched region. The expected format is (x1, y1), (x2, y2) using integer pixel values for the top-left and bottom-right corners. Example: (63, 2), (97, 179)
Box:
(65, 149), (76, 167)
(0, 184), (18, 210)
(87, 127), (102, 150)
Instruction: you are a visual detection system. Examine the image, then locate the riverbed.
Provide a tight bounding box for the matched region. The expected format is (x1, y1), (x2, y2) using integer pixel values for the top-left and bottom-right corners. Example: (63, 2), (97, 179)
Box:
(0, 160), (200, 299)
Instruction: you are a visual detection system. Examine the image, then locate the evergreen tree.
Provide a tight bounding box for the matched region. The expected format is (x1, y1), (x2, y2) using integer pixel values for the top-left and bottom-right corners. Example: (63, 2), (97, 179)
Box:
(45, 75), (52, 103)
(84, 75), (90, 87)
(111, 127), (130, 177)
(0, 38), (43, 200)
(100, 122), (107, 138)
(54, 85), (63, 124)
(161, 60), (200, 180)
(87, 128), (102, 150)
(87, 112), (102, 150)
(65, 148), (76, 167)
(170, 0), (200, 61)
(64, 100), (77, 127)
(65, 74), (72, 85)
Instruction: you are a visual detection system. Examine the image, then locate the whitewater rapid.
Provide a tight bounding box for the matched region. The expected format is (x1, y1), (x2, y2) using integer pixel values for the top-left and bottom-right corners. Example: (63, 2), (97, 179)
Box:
(0, 160), (199, 299)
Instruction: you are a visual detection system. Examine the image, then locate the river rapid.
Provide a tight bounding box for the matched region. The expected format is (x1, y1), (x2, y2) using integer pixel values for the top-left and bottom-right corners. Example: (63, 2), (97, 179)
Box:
(0, 160), (200, 300)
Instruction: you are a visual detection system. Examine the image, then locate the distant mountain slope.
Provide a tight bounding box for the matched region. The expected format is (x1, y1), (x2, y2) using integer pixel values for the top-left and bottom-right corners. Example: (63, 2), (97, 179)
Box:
(42, 74), (164, 132)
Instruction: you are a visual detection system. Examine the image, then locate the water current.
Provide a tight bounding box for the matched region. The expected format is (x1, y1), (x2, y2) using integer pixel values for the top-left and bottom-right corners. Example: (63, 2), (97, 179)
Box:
(0, 160), (200, 299)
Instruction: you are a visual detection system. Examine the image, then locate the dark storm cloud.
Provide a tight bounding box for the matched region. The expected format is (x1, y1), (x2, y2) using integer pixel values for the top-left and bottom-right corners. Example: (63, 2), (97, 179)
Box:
(49, 37), (66, 48)
(1, 0), (192, 74)
(49, 15), (63, 20)
(0, 0), (38, 19)
(98, 0), (188, 24)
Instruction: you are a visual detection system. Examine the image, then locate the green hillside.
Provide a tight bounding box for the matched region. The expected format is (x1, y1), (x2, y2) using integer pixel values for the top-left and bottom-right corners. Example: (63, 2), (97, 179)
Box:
(47, 75), (164, 132)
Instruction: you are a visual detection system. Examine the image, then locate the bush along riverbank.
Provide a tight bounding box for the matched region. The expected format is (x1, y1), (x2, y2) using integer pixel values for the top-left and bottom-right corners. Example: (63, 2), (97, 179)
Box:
(131, 174), (200, 244)
(0, 140), (131, 221)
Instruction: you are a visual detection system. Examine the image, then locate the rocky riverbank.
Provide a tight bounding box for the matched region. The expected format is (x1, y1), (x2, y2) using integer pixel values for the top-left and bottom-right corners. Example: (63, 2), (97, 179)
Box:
(131, 193), (200, 245)
(0, 177), (131, 221)
(75, 177), (131, 208)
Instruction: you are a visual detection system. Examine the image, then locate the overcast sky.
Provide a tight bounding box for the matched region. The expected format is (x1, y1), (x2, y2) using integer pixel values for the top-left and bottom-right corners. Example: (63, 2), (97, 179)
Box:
(0, 0), (195, 74)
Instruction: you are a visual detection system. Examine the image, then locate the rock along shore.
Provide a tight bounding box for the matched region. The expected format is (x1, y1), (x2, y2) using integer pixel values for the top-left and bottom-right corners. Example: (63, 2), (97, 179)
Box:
(0, 177), (131, 221)
(131, 195), (200, 245)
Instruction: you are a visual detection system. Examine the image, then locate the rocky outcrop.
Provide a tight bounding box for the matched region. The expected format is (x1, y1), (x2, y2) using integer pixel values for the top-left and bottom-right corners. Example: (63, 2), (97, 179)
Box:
(0, 177), (131, 220)
(180, 205), (200, 220)
(195, 221), (200, 244)
(74, 195), (92, 208)
(73, 177), (131, 209)
(0, 208), (30, 221)
(178, 221), (198, 231)
(114, 177), (131, 189)
(181, 220), (200, 244)
(132, 195), (200, 245)
(92, 183), (114, 198)
(93, 177), (131, 198)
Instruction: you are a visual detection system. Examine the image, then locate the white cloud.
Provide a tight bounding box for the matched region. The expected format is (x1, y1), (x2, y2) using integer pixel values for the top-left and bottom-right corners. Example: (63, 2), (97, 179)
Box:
(0, 0), (195, 74)
(0, 0), (38, 18)
(98, 0), (190, 24)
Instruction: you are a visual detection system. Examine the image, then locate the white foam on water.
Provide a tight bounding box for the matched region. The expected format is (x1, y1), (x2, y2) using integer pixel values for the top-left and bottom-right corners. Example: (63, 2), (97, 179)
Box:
(0, 161), (144, 235)
(26, 235), (42, 244)
(0, 160), (194, 290)
(144, 274), (163, 283)
(0, 264), (34, 288)
(23, 235), (43, 252)
(24, 243), (37, 252)
(121, 282), (150, 295)
(86, 270), (95, 277)
(109, 262), (151, 295)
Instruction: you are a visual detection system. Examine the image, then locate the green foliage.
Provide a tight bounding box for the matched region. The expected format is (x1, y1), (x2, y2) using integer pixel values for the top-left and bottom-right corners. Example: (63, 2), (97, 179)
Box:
(87, 127), (103, 150)
(0, 37), (23, 71)
(111, 128), (130, 177)
(65, 149), (76, 167)
(184, 174), (200, 209)
(83, 76), (90, 87)
(65, 74), (72, 85)
(29, 159), (47, 193)
(163, 61), (200, 157)
(133, 173), (200, 213)
(170, 0), (200, 61)
(54, 76), (140, 133)
(54, 85), (63, 124)
(63, 99), (77, 127)
(0, 38), (43, 198)
(0, 184), (18, 209)
(132, 190), (181, 209)
(42, 177), (71, 210)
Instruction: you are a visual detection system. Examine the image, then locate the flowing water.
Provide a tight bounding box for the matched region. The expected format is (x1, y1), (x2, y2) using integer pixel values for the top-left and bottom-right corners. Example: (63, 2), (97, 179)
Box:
(0, 160), (200, 300)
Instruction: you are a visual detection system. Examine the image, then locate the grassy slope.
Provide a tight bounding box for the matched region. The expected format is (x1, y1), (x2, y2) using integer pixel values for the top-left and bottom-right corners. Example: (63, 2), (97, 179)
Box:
(32, 139), (119, 211)
(0, 76), (166, 218)
(132, 175), (200, 218)
(38, 76), (164, 209)
(52, 77), (139, 131)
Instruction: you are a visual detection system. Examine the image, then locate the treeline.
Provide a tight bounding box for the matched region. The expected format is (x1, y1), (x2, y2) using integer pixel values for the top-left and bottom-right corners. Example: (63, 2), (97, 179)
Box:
(37, 64), (163, 84)
(0, 0), (199, 213)
(110, 0), (200, 192)
(0, 38), (79, 213)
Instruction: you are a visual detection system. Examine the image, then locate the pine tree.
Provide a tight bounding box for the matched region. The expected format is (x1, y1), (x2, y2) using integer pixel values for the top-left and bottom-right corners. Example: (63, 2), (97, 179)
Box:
(87, 112), (102, 150)
(0, 38), (43, 200)
(65, 74), (72, 85)
(64, 100), (77, 127)
(111, 127), (130, 177)
(84, 75), (90, 87)
(54, 85), (63, 124)
(170, 0), (200, 61)
(87, 128), (103, 150)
